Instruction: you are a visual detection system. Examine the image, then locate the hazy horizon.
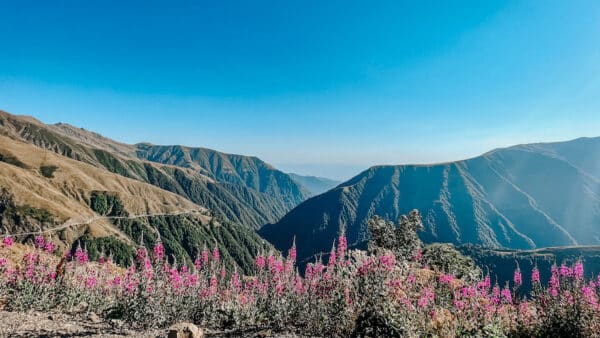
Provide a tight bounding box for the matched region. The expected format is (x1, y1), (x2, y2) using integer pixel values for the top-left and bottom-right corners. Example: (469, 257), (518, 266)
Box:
(2, 1), (600, 180)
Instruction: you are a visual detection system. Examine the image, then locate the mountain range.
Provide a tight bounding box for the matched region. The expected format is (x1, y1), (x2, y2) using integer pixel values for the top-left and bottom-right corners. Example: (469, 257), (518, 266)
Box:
(3, 109), (600, 273)
(260, 137), (600, 263)
(0, 111), (314, 272)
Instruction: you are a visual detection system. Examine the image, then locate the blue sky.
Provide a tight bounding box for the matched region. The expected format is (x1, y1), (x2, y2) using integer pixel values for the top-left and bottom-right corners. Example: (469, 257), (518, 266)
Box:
(1, 1), (599, 180)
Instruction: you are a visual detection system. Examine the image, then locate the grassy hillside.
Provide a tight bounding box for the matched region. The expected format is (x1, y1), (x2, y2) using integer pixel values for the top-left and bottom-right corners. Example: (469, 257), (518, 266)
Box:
(0, 114), (271, 271)
(0, 111), (308, 229)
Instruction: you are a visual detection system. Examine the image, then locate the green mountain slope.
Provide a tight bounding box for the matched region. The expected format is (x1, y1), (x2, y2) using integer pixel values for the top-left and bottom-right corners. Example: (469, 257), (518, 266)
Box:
(288, 173), (340, 196)
(0, 130), (270, 272)
(0, 111), (307, 229)
(260, 137), (600, 263)
(135, 143), (309, 220)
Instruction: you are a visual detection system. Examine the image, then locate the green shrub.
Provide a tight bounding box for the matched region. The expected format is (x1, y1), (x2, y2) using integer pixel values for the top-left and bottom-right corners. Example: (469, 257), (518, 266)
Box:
(39, 165), (58, 178)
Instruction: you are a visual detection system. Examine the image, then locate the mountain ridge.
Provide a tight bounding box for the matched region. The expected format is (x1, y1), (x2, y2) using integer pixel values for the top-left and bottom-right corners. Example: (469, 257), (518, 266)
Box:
(0, 110), (308, 229)
(260, 136), (600, 263)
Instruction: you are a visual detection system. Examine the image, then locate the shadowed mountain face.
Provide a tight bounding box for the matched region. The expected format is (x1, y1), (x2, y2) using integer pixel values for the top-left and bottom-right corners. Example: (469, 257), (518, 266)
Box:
(0, 111), (308, 229)
(135, 144), (309, 209)
(288, 173), (341, 196)
(260, 137), (600, 263)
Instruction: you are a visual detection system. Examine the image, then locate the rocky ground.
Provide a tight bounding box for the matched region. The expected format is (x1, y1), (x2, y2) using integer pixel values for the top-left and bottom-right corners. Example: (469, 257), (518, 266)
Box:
(0, 311), (162, 337)
(0, 311), (304, 337)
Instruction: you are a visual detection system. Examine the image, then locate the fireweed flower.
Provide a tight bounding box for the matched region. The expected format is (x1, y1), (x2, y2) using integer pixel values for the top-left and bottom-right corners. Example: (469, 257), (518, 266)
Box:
(328, 244), (337, 267)
(34, 235), (45, 249)
(136, 248), (147, 262)
(194, 255), (202, 271)
(44, 241), (55, 254)
(231, 270), (242, 290)
(212, 246), (220, 263)
(85, 275), (98, 289)
(379, 254), (396, 271)
(439, 274), (455, 285)
(484, 275), (491, 289)
(74, 247), (89, 264)
(305, 264), (314, 280)
(501, 287), (512, 304)
(513, 268), (522, 286)
(153, 242), (165, 261)
(255, 255), (266, 270)
(549, 274), (560, 289)
(337, 234), (347, 263)
(574, 261), (584, 280)
(288, 238), (297, 262)
(3, 236), (14, 247)
(531, 267), (541, 284)
(559, 264), (572, 278)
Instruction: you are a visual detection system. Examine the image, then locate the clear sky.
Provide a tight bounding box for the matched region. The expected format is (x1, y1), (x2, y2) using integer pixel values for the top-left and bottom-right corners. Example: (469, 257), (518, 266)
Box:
(1, 1), (599, 180)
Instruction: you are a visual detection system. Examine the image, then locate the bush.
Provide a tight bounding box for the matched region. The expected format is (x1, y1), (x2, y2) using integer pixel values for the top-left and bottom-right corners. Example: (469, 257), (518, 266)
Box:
(422, 243), (481, 282)
(39, 165), (58, 178)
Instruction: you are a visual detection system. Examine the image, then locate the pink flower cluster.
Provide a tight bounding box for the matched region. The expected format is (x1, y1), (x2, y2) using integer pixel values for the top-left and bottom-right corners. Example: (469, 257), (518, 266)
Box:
(2, 234), (600, 336)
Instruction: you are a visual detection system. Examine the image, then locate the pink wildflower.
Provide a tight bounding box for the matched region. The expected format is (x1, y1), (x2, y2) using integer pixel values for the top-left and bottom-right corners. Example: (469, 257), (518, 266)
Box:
(439, 274), (455, 285)
(153, 242), (165, 261)
(531, 267), (540, 284)
(43, 241), (55, 253)
(194, 255), (202, 271)
(337, 234), (347, 262)
(231, 271), (242, 290)
(574, 261), (584, 280)
(255, 255), (266, 269)
(267, 254), (275, 268)
(501, 287), (512, 304)
(85, 275), (98, 289)
(305, 264), (314, 280)
(379, 254), (395, 271)
(484, 275), (491, 289)
(513, 268), (522, 286)
(550, 274), (559, 289)
(34, 235), (45, 249)
(136, 248), (147, 262)
(3, 236), (14, 247)
(212, 246), (220, 263)
(202, 247), (209, 264)
(288, 238), (297, 262)
(559, 264), (572, 278)
(74, 247), (89, 264)
(328, 244), (337, 267)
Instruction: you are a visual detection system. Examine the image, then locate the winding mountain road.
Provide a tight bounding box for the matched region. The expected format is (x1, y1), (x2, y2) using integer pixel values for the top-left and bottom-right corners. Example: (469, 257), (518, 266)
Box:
(9, 209), (206, 237)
